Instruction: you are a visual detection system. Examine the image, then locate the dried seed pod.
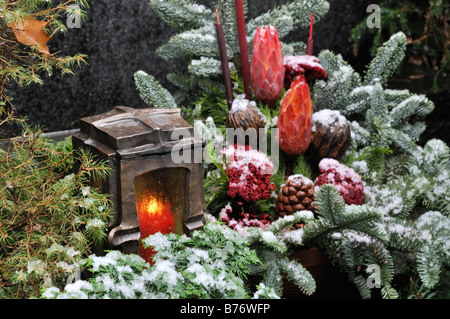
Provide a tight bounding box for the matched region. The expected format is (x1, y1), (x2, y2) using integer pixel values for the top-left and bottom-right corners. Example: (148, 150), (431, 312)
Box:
(226, 94), (266, 137)
(309, 109), (351, 160)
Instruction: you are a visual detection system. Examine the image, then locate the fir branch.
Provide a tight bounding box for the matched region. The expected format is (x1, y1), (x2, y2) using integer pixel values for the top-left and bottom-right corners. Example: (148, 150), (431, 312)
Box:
(147, 0), (213, 32)
(281, 41), (307, 56)
(188, 57), (235, 78)
(381, 284), (399, 299)
(417, 244), (441, 289)
(278, 258), (316, 296)
(353, 275), (371, 299)
(247, 0), (330, 39)
(384, 154), (411, 183)
(0, 126), (112, 298)
(390, 95), (434, 124)
(363, 32), (407, 86)
(313, 53), (361, 113)
(292, 154), (313, 179)
(313, 184), (346, 224)
(303, 184), (387, 247)
(156, 24), (218, 61)
(134, 70), (177, 108)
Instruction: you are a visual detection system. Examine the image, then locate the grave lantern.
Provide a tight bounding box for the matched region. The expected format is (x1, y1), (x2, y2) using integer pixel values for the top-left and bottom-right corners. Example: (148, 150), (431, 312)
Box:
(72, 106), (206, 262)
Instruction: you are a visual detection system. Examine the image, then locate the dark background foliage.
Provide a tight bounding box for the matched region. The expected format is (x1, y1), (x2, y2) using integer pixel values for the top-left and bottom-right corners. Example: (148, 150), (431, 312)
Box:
(3, 0), (448, 144)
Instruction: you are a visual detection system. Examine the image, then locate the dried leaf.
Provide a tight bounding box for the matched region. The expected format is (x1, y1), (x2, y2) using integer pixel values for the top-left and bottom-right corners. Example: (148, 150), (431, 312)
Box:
(7, 17), (51, 55)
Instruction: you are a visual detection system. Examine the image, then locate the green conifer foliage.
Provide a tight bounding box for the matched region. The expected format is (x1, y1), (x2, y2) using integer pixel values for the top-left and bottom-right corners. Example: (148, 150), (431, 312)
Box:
(314, 32), (449, 298)
(0, 124), (112, 299)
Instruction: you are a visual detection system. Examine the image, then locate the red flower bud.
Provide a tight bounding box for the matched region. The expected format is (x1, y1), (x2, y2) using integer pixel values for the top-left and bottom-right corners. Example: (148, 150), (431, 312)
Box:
(277, 75), (313, 156)
(250, 25), (285, 105)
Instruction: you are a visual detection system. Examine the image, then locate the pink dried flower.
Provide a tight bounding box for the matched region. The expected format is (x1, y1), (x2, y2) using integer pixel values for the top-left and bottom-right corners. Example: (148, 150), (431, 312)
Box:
(314, 158), (364, 205)
(283, 55), (327, 88)
(222, 144), (276, 202)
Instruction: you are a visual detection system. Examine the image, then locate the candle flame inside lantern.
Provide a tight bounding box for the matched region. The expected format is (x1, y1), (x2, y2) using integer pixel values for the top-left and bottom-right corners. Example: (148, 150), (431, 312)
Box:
(137, 196), (175, 263)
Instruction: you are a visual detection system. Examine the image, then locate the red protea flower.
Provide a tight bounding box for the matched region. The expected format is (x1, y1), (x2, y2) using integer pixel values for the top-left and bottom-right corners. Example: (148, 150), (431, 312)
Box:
(277, 75), (313, 156)
(314, 158), (365, 205)
(250, 25), (284, 105)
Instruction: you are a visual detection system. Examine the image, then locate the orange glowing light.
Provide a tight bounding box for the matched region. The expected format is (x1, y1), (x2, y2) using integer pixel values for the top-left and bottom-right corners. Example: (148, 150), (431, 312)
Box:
(144, 198), (159, 216)
(137, 197), (175, 263)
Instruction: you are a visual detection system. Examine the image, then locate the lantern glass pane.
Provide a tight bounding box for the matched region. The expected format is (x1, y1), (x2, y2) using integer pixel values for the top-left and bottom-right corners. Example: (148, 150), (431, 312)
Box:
(134, 168), (187, 238)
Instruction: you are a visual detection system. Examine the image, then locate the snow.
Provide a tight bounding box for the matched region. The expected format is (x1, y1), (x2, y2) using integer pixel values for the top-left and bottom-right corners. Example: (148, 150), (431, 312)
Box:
(351, 160), (369, 174)
(179, 31), (215, 42)
(27, 259), (47, 275)
(416, 211), (450, 243)
(261, 230), (278, 244)
(41, 287), (60, 299)
(142, 232), (173, 251)
(297, 210), (315, 220)
(424, 139), (449, 161)
(148, 260), (182, 287)
(89, 253), (118, 272)
(284, 55), (323, 72)
(230, 94), (258, 114)
(187, 248), (209, 264)
(333, 65), (354, 83)
(312, 109), (347, 133)
(185, 262), (236, 293)
(86, 218), (105, 229)
(62, 280), (93, 299)
(258, 25), (278, 38)
(283, 228), (304, 245)
(222, 144), (274, 175)
(252, 283), (280, 299)
(188, 4), (207, 13)
(135, 70), (148, 77)
(287, 174), (314, 186)
(365, 184), (404, 216)
(345, 230), (373, 246)
(350, 85), (375, 96)
(318, 158), (362, 183)
(409, 164), (421, 176)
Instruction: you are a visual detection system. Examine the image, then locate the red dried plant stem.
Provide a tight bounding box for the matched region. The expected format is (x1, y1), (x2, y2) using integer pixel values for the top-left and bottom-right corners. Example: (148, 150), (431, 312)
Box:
(306, 12), (314, 56)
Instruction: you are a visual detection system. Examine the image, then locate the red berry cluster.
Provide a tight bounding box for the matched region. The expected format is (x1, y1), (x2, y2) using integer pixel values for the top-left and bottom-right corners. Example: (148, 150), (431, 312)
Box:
(223, 144), (276, 203)
(226, 163), (276, 202)
(314, 158), (365, 205)
(220, 206), (272, 230)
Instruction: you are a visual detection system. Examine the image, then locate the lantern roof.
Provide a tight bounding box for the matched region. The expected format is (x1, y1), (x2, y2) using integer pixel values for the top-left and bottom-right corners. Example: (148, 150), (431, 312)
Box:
(77, 106), (203, 158)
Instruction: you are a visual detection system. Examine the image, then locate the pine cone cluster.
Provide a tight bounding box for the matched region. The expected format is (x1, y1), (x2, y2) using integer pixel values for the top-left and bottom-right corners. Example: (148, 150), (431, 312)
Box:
(275, 175), (316, 227)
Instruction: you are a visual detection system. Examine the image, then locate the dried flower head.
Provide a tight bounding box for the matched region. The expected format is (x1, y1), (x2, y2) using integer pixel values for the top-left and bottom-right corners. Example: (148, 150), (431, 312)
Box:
(222, 144), (276, 202)
(314, 158), (365, 205)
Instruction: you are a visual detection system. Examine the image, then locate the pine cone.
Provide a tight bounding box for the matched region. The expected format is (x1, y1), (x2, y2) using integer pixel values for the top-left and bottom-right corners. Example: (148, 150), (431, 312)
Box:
(275, 175), (315, 227)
